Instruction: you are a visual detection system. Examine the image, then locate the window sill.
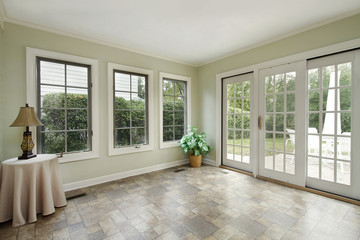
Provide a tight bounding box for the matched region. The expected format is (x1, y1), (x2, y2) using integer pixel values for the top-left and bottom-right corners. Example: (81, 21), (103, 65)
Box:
(108, 144), (154, 156)
(58, 151), (98, 164)
(160, 141), (181, 149)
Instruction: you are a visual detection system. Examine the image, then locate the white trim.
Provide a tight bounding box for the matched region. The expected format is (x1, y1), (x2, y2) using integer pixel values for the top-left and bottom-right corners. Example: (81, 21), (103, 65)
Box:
(217, 39), (360, 80)
(215, 73), (222, 167)
(252, 70), (259, 176)
(159, 72), (191, 149)
(108, 62), (154, 156)
(203, 158), (216, 166)
(63, 159), (188, 192)
(26, 47), (99, 163)
(216, 38), (360, 170)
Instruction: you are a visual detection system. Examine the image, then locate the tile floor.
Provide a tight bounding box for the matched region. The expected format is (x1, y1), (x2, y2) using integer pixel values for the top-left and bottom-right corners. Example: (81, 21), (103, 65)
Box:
(0, 164), (359, 240)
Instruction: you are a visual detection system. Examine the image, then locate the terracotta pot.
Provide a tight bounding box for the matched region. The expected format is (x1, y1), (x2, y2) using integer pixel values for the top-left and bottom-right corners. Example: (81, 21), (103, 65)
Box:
(189, 154), (202, 167)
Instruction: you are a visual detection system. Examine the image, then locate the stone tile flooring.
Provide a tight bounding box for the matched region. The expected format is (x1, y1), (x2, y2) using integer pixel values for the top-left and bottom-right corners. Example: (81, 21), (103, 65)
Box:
(0, 165), (359, 240)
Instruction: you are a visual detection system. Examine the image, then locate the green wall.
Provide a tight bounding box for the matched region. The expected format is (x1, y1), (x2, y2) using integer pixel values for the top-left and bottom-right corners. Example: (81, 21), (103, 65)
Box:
(1, 13), (360, 185)
(197, 14), (360, 161)
(0, 23), (198, 184)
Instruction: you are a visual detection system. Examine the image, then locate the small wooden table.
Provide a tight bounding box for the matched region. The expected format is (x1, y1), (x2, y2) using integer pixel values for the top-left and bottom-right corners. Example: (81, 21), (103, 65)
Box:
(0, 154), (67, 227)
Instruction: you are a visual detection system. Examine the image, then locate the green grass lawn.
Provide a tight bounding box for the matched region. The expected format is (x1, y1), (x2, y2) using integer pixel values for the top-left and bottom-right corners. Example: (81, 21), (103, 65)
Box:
(227, 137), (295, 155)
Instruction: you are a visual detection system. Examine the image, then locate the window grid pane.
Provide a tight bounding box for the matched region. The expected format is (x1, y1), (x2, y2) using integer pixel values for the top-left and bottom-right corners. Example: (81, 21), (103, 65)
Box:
(38, 58), (91, 154)
(226, 80), (251, 164)
(162, 79), (187, 142)
(114, 71), (148, 148)
(307, 62), (352, 185)
(264, 72), (296, 174)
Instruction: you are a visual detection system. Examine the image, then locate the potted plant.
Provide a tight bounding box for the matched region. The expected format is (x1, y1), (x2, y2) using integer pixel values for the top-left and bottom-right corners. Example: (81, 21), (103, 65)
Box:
(180, 126), (211, 167)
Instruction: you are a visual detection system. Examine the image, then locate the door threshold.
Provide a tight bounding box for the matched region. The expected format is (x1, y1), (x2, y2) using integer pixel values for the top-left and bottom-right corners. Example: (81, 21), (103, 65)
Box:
(220, 165), (254, 177)
(220, 165), (360, 206)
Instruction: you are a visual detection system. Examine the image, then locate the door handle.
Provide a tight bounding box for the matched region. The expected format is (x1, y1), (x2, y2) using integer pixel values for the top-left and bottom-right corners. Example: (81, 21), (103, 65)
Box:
(258, 116), (262, 130)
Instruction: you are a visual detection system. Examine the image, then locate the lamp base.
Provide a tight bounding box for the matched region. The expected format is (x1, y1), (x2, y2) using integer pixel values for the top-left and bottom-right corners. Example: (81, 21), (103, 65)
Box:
(18, 129), (36, 160)
(18, 152), (37, 160)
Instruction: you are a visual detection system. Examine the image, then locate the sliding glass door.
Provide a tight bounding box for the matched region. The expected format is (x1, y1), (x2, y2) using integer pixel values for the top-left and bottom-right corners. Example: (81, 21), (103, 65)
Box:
(222, 73), (254, 172)
(220, 49), (359, 200)
(306, 50), (360, 199)
(258, 61), (306, 185)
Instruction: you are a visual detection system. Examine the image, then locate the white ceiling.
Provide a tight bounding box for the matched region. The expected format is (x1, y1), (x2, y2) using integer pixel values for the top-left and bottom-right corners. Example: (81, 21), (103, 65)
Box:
(1, 0), (360, 66)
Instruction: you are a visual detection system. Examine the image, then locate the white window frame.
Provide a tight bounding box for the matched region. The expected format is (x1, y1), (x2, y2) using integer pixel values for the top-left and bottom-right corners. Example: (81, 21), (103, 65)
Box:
(108, 62), (154, 156)
(159, 72), (191, 149)
(26, 47), (99, 163)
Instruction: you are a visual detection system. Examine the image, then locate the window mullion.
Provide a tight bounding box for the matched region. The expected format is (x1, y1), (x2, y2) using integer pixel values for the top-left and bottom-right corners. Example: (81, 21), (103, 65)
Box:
(173, 95), (175, 141)
(64, 63), (68, 154)
(130, 74), (133, 146)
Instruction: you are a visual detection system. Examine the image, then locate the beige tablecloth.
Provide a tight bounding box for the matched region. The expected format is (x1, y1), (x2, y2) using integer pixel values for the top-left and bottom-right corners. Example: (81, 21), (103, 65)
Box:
(0, 154), (67, 227)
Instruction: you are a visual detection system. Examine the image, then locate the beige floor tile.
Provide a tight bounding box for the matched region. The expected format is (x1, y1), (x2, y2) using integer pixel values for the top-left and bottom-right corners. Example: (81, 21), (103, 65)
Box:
(156, 231), (179, 240)
(228, 231), (254, 240)
(99, 217), (119, 236)
(263, 223), (287, 239)
(52, 227), (70, 240)
(203, 235), (218, 240)
(281, 231), (309, 240)
(290, 215), (318, 236)
(65, 211), (82, 225)
(0, 165), (359, 240)
(255, 234), (272, 240)
(104, 232), (126, 240)
(70, 228), (88, 240)
(153, 223), (171, 236)
(213, 224), (239, 240)
(86, 223), (102, 234)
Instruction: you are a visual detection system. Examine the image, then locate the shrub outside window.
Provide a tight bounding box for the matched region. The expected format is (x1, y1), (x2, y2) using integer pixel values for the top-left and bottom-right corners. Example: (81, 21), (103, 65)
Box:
(163, 79), (187, 142)
(159, 72), (191, 149)
(37, 57), (91, 154)
(114, 71), (148, 147)
(108, 63), (154, 156)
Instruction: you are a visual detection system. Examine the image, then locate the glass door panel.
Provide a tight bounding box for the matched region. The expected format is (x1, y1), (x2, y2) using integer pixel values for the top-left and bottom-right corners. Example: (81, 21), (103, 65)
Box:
(222, 73), (254, 172)
(306, 50), (360, 199)
(259, 61), (306, 185)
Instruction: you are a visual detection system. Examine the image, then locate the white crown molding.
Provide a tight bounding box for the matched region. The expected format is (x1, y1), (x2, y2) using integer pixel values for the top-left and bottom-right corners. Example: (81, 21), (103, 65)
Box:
(197, 8), (360, 67)
(63, 159), (188, 192)
(2, 16), (196, 67)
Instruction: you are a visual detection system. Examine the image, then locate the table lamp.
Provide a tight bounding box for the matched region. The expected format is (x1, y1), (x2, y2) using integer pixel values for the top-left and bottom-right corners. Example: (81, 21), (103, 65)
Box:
(10, 104), (43, 160)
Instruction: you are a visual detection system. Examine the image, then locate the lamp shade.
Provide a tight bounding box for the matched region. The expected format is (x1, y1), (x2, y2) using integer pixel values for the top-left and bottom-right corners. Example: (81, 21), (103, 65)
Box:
(10, 104), (43, 127)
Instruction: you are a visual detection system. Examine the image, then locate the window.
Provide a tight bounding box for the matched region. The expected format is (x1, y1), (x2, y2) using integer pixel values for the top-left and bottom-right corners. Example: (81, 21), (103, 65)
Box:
(26, 47), (99, 163)
(108, 63), (154, 155)
(114, 71), (147, 147)
(159, 72), (191, 149)
(37, 58), (91, 154)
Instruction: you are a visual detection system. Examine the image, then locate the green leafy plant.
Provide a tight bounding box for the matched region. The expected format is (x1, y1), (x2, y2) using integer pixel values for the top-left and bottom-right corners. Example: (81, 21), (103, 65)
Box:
(180, 126), (211, 156)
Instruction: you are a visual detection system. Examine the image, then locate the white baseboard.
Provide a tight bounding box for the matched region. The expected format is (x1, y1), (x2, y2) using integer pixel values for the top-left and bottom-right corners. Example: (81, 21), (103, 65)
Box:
(203, 158), (217, 166)
(63, 159), (188, 192)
